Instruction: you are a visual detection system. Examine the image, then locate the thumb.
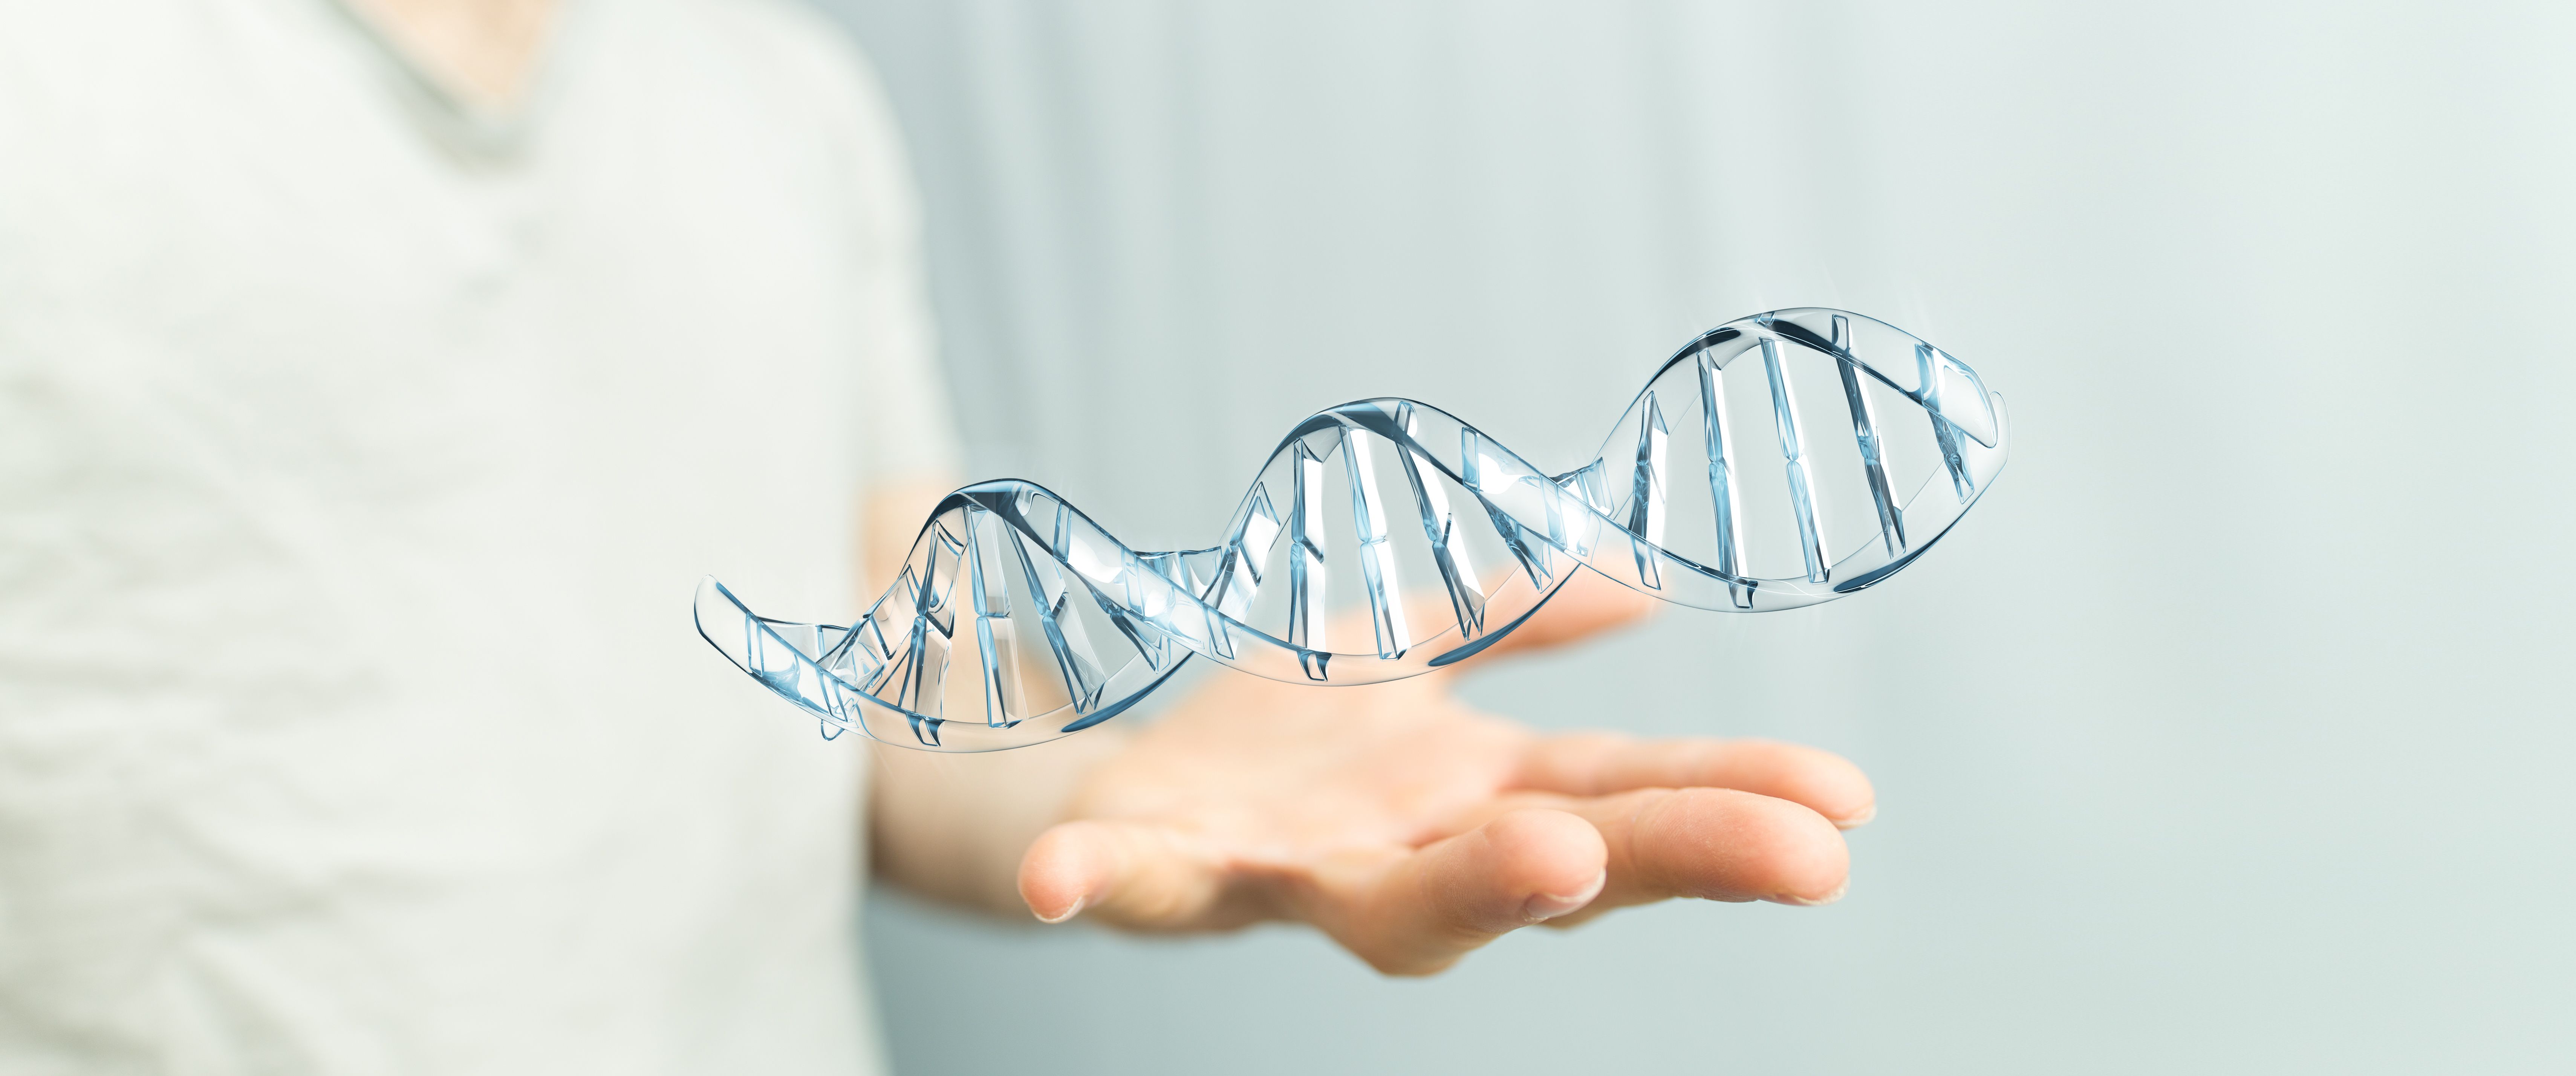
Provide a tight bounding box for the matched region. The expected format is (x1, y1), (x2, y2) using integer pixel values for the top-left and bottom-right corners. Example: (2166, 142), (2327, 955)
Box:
(1017, 820), (1239, 928)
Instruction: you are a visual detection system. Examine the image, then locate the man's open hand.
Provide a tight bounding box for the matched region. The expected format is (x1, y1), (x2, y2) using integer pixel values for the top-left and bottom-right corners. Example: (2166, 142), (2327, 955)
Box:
(1011, 573), (1874, 975)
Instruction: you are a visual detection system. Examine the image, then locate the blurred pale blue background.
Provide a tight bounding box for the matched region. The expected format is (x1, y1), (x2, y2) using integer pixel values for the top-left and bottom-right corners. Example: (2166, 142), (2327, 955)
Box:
(816, 2), (2574, 1072)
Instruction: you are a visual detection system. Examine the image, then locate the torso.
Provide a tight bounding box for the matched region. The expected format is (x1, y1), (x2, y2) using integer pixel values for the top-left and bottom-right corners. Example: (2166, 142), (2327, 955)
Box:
(0, 1), (906, 1070)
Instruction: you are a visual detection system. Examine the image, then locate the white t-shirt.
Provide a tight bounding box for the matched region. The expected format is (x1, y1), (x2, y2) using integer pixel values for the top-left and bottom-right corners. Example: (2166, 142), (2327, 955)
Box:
(0, 1), (956, 1071)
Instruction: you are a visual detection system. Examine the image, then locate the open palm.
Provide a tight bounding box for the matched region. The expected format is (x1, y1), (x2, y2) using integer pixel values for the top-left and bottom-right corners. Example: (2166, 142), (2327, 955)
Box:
(1016, 575), (1874, 975)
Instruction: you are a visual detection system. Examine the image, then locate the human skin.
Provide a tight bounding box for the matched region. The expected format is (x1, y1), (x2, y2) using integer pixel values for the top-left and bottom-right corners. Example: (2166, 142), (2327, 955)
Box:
(366, 1), (1875, 976)
(352, 0), (558, 106)
(859, 480), (1872, 976)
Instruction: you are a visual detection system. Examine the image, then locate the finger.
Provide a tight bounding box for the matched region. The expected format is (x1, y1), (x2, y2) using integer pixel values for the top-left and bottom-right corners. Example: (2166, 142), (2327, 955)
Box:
(1297, 807), (1607, 976)
(1517, 733), (1877, 828)
(1017, 820), (1251, 929)
(1509, 787), (1848, 926)
(1470, 568), (1656, 659)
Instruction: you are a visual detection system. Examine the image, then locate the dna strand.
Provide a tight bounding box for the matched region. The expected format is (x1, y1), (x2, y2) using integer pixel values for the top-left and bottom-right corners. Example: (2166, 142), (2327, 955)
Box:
(696, 308), (2008, 752)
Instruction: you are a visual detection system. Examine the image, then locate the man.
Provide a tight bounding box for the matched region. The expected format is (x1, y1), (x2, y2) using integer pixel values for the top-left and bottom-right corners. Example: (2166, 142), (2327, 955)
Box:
(0, 0), (1871, 1070)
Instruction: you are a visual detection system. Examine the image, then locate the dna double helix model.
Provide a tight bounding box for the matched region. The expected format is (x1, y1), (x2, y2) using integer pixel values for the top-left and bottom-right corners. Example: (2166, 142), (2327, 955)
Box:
(697, 308), (2009, 752)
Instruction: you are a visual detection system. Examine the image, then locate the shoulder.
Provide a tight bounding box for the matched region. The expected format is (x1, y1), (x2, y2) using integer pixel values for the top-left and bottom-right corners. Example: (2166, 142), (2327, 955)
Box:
(678, 0), (906, 143)
(664, 0), (917, 214)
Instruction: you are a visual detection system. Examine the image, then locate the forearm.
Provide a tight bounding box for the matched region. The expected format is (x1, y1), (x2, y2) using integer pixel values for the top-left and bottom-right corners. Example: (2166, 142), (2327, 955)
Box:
(868, 728), (1128, 916)
(853, 472), (1121, 917)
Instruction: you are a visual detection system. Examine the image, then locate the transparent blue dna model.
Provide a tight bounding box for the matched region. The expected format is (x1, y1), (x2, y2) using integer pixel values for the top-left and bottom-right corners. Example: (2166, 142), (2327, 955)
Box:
(696, 308), (2008, 752)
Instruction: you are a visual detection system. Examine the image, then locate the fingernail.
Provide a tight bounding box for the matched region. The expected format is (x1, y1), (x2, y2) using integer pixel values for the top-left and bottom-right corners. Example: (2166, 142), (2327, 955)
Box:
(1776, 879), (1849, 907)
(1521, 871), (1607, 922)
(1833, 803), (1877, 830)
(1036, 895), (1085, 924)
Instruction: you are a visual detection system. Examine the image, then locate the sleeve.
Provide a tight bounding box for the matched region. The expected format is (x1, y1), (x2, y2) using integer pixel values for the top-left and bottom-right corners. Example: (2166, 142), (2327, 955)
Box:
(791, 10), (965, 490)
(843, 107), (964, 488)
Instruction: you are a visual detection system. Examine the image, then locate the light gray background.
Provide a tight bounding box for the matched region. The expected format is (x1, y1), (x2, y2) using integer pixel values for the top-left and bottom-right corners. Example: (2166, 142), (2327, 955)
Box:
(817, 2), (2575, 1072)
